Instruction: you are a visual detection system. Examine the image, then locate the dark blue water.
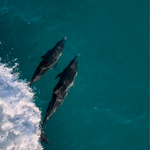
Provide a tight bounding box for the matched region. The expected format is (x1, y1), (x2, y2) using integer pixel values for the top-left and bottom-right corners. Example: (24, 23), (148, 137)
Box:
(0, 0), (149, 150)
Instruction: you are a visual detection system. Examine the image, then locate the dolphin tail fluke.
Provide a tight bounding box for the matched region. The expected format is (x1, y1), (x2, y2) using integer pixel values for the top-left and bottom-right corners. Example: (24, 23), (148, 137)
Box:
(40, 131), (49, 145)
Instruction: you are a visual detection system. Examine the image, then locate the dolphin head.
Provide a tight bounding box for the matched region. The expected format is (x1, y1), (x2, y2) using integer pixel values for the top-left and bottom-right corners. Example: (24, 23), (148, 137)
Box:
(74, 54), (80, 61)
(62, 37), (67, 41)
(60, 37), (67, 44)
(70, 54), (79, 70)
(55, 37), (67, 50)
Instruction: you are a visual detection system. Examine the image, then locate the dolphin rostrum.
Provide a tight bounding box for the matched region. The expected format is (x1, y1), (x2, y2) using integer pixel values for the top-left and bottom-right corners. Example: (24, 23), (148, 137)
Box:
(41, 54), (79, 129)
(29, 37), (66, 86)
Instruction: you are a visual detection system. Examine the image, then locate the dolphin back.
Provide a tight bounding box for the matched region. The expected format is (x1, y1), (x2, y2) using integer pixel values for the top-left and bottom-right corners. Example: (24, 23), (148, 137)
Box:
(29, 37), (67, 86)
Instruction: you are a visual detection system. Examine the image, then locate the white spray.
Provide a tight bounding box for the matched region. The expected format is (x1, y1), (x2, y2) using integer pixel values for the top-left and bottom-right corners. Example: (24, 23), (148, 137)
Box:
(0, 58), (43, 150)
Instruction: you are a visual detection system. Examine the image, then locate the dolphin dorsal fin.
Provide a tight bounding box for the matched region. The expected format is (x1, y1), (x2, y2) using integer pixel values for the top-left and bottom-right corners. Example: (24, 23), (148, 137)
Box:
(55, 72), (62, 79)
(41, 55), (45, 59)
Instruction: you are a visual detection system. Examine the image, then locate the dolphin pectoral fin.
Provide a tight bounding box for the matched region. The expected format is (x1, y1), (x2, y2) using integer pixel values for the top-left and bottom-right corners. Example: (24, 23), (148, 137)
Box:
(40, 131), (49, 145)
(54, 62), (58, 69)
(55, 72), (62, 79)
(41, 55), (45, 59)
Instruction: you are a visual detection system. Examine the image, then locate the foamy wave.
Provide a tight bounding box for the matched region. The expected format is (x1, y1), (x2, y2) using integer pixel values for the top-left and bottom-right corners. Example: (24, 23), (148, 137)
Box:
(0, 59), (43, 150)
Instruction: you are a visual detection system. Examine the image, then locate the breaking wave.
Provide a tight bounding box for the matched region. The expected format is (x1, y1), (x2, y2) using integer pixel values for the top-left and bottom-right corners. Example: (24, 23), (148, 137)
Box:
(0, 58), (43, 150)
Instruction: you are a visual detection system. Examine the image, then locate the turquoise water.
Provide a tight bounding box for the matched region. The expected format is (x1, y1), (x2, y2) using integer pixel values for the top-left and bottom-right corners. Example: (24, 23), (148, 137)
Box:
(0, 0), (149, 150)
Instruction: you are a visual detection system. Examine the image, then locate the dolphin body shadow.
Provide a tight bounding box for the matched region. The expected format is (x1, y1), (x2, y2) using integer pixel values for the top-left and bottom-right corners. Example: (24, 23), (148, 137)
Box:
(29, 37), (66, 86)
(40, 55), (79, 145)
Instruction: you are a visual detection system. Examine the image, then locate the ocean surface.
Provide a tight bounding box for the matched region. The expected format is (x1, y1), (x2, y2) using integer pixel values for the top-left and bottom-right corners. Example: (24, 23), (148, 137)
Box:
(0, 0), (149, 150)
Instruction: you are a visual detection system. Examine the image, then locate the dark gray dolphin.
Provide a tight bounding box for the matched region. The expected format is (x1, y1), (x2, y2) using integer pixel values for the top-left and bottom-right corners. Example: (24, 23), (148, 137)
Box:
(41, 54), (79, 128)
(29, 37), (66, 86)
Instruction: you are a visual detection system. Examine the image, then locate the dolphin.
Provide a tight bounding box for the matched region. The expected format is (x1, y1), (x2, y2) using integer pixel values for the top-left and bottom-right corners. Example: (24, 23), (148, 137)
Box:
(29, 37), (66, 86)
(41, 54), (79, 128)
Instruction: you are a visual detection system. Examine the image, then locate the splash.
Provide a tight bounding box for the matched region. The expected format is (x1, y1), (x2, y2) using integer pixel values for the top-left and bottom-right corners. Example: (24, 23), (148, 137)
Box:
(0, 59), (43, 150)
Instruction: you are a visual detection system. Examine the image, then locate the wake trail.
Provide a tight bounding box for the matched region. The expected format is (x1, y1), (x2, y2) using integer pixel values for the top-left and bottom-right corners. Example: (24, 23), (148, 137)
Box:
(0, 58), (43, 150)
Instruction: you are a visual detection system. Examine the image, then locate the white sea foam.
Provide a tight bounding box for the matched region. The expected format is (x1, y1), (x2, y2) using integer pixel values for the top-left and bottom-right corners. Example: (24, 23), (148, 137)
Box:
(0, 59), (43, 150)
